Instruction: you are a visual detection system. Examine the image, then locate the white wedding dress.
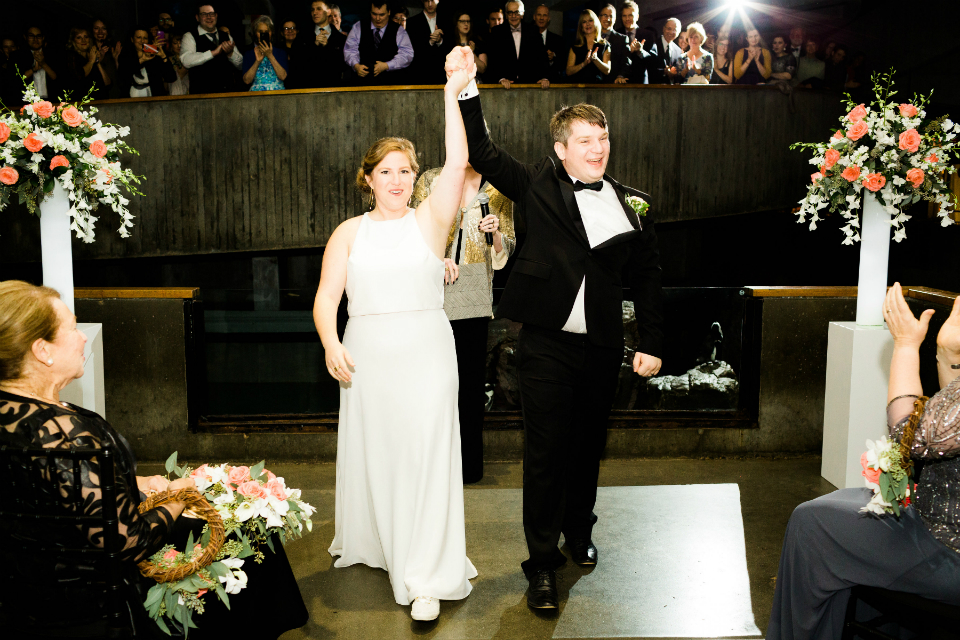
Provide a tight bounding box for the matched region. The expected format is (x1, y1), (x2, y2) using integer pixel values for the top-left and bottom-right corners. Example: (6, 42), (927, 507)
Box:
(329, 209), (477, 606)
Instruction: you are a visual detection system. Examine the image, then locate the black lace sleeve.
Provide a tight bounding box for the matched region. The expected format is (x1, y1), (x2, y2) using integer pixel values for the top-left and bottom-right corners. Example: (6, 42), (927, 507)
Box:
(0, 395), (175, 563)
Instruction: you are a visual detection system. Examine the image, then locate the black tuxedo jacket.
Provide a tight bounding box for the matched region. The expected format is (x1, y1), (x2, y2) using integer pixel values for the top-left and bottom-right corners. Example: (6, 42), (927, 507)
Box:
(602, 29), (631, 82)
(623, 27), (658, 83)
(650, 36), (683, 84)
(459, 95), (663, 354)
(542, 29), (568, 83)
(406, 12), (447, 84)
(488, 22), (549, 83)
(298, 28), (347, 88)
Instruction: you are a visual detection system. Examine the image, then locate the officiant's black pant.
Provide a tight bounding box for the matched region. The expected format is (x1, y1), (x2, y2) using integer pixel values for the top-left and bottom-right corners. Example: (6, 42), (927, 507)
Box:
(516, 324), (623, 576)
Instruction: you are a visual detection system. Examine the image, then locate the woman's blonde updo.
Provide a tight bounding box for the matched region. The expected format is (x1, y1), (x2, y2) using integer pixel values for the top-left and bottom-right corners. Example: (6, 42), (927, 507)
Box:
(0, 281), (61, 382)
(355, 137), (420, 206)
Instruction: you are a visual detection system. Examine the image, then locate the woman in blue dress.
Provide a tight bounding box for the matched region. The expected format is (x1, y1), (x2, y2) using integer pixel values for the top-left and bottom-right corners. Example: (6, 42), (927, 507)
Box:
(242, 16), (288, 92)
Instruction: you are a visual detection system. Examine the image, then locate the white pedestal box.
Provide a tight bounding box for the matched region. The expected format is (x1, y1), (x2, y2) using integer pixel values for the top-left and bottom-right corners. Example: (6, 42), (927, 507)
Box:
(821, 321), (894, 489)
(40, 182), (75, 314)
(61, 324), (105, 418)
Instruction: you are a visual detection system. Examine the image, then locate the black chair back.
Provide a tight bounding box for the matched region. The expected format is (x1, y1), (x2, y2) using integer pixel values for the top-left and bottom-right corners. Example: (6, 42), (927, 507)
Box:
(0, 443), (133, 638)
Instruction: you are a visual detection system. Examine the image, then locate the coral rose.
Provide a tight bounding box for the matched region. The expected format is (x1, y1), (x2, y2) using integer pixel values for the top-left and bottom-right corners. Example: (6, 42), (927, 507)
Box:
(927, 153), (939, 164)
(0, 122), (9, 144)
(846, 103), (867, 123)
(0, 166), (19, 185)
(31, 101), (54, 118)
(898, 103), (918, 118)
(227, 465), (250, 485)
(237, 480), (266, 500)
(89, 139), (108, 158)
(49, 155), (70, 171)
(824, 149), (841, 169)
(811, 172), (823, 183)
(163, 548), (179, 561)
(266, 478), (288, 501)
(861, 451), (881, 485)
(23, 133), (45, 153)
(190, 463), (210, 480)
(898, 129), (921, 153)
(61, 105), (83, 127)
(847, 120), (869, 141)
(841, 166), (861, 182)
(906, 168), (924, 188)
(832, 130), (844, 140)
(863, 173), (886, 192)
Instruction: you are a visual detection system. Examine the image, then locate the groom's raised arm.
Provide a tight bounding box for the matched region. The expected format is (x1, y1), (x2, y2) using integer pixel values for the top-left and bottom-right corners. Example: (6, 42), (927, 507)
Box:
(458, 92), (538, 204)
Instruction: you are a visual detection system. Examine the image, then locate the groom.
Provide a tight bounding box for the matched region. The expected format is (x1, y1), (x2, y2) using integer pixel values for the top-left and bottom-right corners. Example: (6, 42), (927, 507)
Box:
(447, 49), (664, 609)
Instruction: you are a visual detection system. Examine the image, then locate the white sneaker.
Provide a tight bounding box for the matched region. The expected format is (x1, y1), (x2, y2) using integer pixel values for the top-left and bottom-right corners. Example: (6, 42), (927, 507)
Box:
(411, 596), (440, 621)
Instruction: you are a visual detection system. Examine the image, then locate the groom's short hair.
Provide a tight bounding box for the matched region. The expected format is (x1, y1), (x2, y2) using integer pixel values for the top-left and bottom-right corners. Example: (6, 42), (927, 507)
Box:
(550, 104), (608, 145)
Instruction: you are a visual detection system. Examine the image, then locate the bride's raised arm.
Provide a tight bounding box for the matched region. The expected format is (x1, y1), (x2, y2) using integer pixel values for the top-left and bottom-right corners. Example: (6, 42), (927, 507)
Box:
(416, 47), (476, 252)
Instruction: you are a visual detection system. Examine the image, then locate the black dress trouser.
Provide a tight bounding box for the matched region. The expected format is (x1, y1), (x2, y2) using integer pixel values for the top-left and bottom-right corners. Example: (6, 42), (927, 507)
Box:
(451, 317), (489, 484)
(516, 324), (623, 576)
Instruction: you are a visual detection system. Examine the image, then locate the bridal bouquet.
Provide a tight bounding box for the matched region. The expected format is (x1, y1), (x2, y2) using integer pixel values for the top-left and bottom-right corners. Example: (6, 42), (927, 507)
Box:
(0, 79), (143, 242)
(859, 436), (915, 517)
(791, 70), (959, 244)
(143, 453), (316, 635)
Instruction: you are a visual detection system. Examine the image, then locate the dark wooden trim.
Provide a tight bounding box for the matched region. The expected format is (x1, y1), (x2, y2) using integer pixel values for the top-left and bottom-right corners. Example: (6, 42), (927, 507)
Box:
(744, 286), (958, 302)
(74, 287), (199, 299)
(904, 286), (958, 305)
(196, 409), (756, 433)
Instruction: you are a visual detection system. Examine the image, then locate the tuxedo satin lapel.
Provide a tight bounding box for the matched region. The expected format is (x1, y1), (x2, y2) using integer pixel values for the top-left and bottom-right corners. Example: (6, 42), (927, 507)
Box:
(554, 161), (591, 248)
(592, 229), (640, 251)
(604, 174), (642, 230)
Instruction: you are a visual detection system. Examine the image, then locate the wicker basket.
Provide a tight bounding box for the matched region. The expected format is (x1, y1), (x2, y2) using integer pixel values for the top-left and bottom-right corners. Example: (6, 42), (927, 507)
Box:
(137, 487), (225, 583)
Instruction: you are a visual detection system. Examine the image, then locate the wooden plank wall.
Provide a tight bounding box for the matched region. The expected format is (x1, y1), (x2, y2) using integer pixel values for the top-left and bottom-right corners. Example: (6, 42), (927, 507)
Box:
(1, 85), (841, 262)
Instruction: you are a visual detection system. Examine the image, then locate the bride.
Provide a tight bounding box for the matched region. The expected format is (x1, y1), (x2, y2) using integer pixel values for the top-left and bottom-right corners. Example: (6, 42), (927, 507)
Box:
(312, 49), (478, 621)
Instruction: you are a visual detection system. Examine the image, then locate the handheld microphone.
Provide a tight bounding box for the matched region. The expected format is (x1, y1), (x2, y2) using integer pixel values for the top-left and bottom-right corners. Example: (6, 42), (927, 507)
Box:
(478, 193), (494, 246)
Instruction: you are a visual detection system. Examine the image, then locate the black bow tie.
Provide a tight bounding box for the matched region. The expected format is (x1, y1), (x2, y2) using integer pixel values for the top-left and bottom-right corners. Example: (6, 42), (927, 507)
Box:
(573, 180), (604, 192)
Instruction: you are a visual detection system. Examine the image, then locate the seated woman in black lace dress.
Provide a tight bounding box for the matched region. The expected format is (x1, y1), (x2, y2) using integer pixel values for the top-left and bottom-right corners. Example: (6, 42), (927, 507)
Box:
(0, 281), (308, 638)
(767, 283), (960, 640)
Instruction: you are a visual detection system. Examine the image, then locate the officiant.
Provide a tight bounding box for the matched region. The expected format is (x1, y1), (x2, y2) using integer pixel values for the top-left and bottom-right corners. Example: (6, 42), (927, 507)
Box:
(412, 162), (515, 484)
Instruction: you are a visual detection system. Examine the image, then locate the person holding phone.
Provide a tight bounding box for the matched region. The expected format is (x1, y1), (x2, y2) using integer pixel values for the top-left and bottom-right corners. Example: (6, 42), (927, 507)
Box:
(565, 9), (611, 83)
(118, 26), (177, 98)
(242, 16), (288, 91)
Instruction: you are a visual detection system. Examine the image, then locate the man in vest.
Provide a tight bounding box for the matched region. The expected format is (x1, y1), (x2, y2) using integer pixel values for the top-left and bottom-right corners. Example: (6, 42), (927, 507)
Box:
(180, 3), (243, 94)
(343, 0), (414, 86)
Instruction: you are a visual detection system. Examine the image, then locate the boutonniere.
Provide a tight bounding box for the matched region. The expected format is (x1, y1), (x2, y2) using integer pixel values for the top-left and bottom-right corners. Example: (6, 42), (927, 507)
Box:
(625, 194), (649, 218)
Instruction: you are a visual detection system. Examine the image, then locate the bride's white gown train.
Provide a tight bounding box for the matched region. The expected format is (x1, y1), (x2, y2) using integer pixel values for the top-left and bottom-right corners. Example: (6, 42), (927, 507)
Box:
(328, 209), (477, 606)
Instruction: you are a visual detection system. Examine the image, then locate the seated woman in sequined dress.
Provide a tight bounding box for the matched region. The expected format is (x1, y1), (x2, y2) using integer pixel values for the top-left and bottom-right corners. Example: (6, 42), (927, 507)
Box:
(767, 283), (960, 640)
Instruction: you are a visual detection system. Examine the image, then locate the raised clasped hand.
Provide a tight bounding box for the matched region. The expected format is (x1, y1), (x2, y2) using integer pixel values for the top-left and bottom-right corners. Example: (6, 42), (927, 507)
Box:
(883, 282), (934, 349)
(444, 46), (476, 93)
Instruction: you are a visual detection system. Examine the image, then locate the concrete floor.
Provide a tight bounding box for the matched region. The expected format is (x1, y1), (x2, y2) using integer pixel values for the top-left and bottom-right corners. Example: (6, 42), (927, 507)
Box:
(140, 456), (835, 640)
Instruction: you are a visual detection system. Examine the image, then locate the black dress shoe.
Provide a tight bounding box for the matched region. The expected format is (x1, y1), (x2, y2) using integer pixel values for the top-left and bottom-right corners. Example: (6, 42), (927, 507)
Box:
(567, 538), (598, 566)
(526, 569), (559, 609)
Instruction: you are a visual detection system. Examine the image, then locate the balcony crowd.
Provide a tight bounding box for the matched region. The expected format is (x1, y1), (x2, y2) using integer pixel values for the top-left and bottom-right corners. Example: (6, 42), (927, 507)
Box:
(1, 1), (866, 104)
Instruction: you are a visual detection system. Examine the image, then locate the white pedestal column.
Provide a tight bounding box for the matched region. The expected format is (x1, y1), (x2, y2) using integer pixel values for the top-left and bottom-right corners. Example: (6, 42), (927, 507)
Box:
(39, 181), (75, 313)
(821, 321), (894, 489)
(61, 324), (105, 418)
(855, 192), (891, 326)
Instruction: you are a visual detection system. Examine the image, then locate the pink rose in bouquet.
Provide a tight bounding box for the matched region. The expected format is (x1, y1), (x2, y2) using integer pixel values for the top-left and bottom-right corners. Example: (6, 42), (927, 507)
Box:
(237, 480), (267, 500)
(841, 165), (861, 182)
(0, 123), (9, 144)
(832, 130), (844, 140)
(60, 105), (83, 127)
(89, 139), (108, 158)
(847, 120), (869, 141)
(228, 465), (251, 485)
(898, 103), (918, 118)
(861, 451), (881, 484)
(863, 173), (886, 192)
(846, 103), (867, 123)
(190, 463), (210, 481)
(49, 155), (70, 170)
(906, 168), (924, 188)
(163, 548), (179, 561)
(266, 478), (288, 501)
(898, 129), (921, 153)
(927, 153), (939, 164)
(811, 172), (823, 183)
(31, 101), (54, 118)
(0, 167), (18, 185)
(824, 148), (840, 169)
(24, 133), (45, 152)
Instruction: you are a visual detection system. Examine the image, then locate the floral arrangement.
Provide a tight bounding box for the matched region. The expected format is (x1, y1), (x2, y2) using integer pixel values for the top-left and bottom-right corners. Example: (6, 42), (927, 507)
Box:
(0, 79), (142, 242)
(144, 453), (316, 635)
(859, 436), (915, 517)
(791, 70), (959, 244)
(626, 194), (649, 218)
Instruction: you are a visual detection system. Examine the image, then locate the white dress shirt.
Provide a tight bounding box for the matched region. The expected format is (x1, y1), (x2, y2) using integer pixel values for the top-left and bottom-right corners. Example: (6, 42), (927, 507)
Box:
(180, 26), (243, 70)
(315, 24), (332, 37)
(512, 28), (522, 57)
(426, 14), (443, 46)
(561, 178), (635, 334)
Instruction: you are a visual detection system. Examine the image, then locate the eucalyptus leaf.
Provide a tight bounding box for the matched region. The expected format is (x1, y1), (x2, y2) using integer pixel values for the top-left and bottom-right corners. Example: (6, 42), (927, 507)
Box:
(249, 460), (266, 482)
(265, 535), (275, 553)
(155, 616), (172, 636)
(165, 452), (179, 475)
